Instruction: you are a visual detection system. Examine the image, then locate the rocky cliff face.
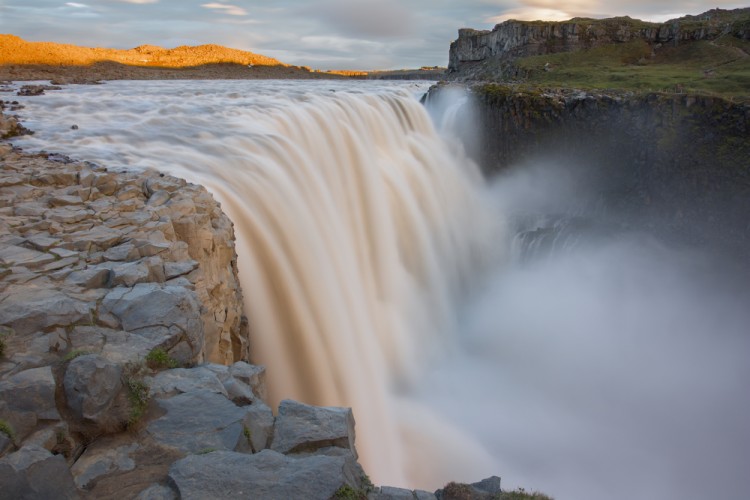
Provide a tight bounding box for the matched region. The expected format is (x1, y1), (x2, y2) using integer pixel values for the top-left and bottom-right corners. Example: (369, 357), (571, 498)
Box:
(427, 83), (750, 256)
(448, 8), (750, 78)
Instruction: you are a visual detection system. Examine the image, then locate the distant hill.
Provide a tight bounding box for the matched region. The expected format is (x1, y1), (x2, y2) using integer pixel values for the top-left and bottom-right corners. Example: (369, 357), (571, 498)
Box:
(0, 34), (283, 68)
(447, 8), (750, 98)
(0, 35), (361, 81)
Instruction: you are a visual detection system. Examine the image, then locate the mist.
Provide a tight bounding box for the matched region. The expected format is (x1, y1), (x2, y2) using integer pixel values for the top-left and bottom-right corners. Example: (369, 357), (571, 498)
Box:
(415, 153), (750, 499)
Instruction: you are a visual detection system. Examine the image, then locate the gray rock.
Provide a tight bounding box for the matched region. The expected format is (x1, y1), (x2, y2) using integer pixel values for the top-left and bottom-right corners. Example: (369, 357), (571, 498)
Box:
(101, 283), (203, 336)
(103, 242), (139, 262)
(0, 244), (56, 268)
(271, 399), (357, 457)
(472, 476), (501, 494)
(24, 234), (60, 251)
(49, 194), (83, 207)
(374, 486), (417, 499)
(415, 490), (438, 500)
(0, 286), (93, 335)
(0, 445), (79, 499)
(0, 366), (60, 439)
(64, 354), (123, 426)
(109, 260), (151, 287)
(164, 260), (198, 279)
(149, 367), (228, 399)
(71, 441), (138, 489)
(169, 449), (361, 500)
(66, 267), (112, 289)
(63, 226), (123, 252)
(0, 433), (12, 456)
(136, 484), (178, 500)
(238, 400), (275, 453)
(229, 361), (267, 402)
(147, 389), (247, 454)
(147, 190), (171, 207)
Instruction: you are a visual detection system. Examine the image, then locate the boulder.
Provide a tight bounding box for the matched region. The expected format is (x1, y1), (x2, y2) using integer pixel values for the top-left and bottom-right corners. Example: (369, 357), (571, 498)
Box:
(146, 389), (247, 454)
(169, 449), (363, 500)
(0, 366), (60, 440)
(64, 354), (123, 427)
(0, 445), (79, 499)
(271, 399), (357, 457)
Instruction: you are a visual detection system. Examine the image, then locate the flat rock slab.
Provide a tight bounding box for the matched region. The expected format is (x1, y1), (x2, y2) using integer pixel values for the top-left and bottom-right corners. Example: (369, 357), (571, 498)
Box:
(169, 449), (358, 500)
(271, 399), (357, 457)
(146, 389), (247, 454)
(0, 286), (93, 335)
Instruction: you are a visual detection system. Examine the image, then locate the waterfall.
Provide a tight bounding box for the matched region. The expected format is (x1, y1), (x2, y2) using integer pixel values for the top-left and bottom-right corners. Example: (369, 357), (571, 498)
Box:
(196, 91), (497, 485)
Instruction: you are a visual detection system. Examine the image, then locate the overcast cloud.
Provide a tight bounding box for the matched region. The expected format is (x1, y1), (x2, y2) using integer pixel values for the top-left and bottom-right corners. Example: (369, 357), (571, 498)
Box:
(1, 0), (747, 69)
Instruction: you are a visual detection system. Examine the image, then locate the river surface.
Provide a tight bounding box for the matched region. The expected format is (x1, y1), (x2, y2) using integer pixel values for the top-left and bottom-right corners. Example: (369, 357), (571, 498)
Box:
(11, 79), (750, 500)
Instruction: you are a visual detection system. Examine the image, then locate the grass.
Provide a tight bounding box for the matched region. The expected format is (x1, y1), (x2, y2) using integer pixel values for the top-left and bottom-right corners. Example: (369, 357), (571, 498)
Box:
(0, 419), (14, 440)
(502, 488), (554, 500)
(123, 360), (151, 429)
(514, 38), (750, 99)
(63, 349), (90, 362)
(439, 482), (554, 500)
(331, 475), (374, 500)
(145, 347), (178, 370)
(0, 326), (12, 358)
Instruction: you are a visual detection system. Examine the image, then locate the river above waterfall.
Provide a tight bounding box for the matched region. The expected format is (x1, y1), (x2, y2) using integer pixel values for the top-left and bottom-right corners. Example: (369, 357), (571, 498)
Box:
(10, 79), (750, 500)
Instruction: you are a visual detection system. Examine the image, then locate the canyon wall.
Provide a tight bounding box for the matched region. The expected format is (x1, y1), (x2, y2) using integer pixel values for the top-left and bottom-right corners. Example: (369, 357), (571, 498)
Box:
(428, 83), (750, 255)
(448, 8), (750, 79)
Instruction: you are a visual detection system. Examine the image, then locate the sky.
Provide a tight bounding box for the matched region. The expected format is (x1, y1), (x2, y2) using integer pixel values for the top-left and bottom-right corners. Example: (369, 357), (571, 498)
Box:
(1, 0), (748, 70)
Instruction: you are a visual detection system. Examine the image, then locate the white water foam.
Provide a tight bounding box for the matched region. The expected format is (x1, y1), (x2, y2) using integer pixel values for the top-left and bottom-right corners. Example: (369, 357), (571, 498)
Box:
(11, 80), (750, 499)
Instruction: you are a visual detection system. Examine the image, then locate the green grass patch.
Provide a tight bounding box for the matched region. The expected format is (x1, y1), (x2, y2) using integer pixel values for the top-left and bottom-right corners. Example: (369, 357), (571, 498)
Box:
(515, 39), (750, 100)
(0, 419), (14, 440)
(145, 347), (178, 371)
(63, 349), (90, 362)
(125, 377), (150, 428)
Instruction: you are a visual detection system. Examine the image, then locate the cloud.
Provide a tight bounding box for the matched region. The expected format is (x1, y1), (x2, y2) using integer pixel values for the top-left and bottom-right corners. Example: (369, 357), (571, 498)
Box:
(65, 2), (87, 7)
(201, 2), (247, 16)
(305, 0), (416, 38)
(113, 0), (159, 4)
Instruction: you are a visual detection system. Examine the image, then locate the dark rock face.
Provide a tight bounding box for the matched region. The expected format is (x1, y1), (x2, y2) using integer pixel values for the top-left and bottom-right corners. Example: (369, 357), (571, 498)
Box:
(430, 83), (750, 257)
(448, 8), (750, 78)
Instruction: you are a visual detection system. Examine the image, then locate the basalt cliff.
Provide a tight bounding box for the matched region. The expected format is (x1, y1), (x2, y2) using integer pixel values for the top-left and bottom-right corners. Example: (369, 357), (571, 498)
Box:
(433, 8), (750, 263)
(448, 8), (750, 80)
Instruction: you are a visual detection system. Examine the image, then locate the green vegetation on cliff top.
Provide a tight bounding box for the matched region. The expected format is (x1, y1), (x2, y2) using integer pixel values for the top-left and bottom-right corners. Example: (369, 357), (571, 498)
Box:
(516, 37), (750, 100)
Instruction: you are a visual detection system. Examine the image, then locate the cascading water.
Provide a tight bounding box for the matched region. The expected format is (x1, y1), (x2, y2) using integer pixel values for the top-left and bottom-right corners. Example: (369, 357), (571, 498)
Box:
(11, 80), (750, 500)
